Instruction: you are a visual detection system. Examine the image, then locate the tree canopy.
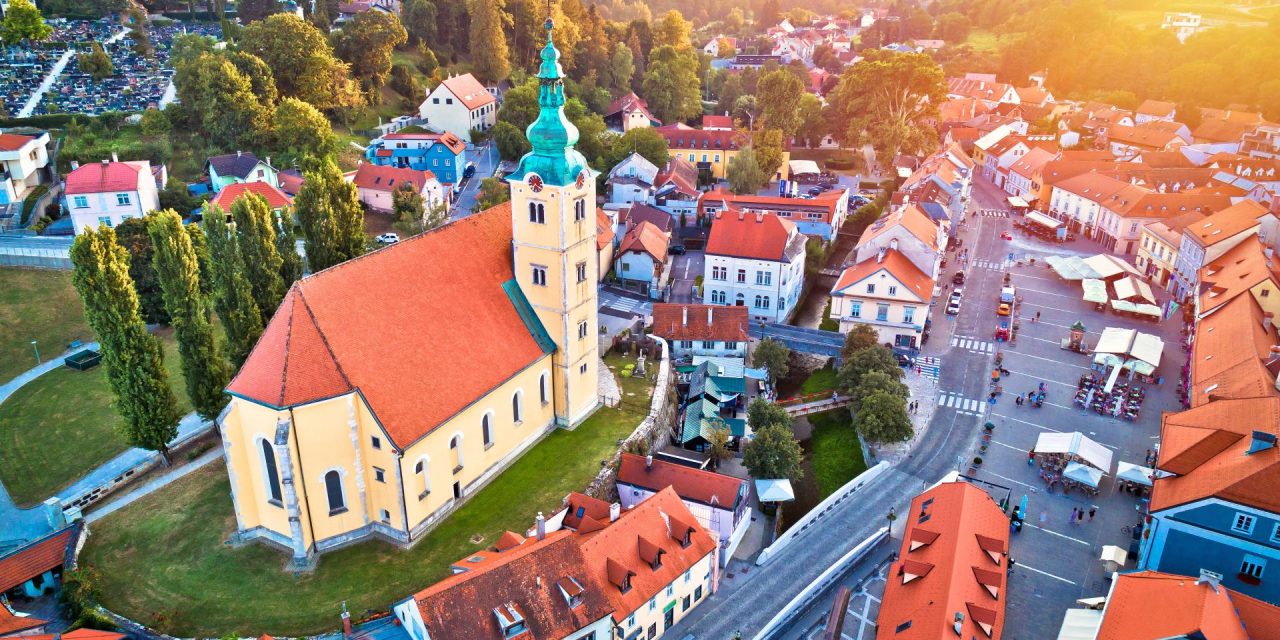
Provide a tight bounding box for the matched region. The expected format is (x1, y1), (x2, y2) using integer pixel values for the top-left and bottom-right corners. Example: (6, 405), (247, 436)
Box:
(752, 338), (790, 383)
(332, 10), (409, 95)
(1, 0), (52, 44)
(743, 423), (803, 481)
(827, 50), (946, 160)
(240, 13), (362, 112)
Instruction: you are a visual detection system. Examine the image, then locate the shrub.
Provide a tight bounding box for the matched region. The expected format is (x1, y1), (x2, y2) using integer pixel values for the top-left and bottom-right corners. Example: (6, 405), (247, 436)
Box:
(20, 184), (49, 225)
(825, 152), (857, 170)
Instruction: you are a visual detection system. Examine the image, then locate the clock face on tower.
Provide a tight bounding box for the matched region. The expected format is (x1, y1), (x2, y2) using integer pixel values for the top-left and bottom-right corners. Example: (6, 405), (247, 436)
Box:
(528, 174), (544, 192)
(576, 171), (587, 190)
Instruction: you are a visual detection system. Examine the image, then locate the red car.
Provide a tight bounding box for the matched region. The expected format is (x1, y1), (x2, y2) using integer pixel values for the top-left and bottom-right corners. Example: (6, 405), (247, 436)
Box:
(1000, 231), (1013, 240)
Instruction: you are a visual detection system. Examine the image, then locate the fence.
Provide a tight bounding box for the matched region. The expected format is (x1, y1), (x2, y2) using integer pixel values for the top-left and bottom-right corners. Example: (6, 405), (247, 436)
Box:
(753, 528), (889, 640)
(0, 240), (72, 269)
(755, 461), (890, 566)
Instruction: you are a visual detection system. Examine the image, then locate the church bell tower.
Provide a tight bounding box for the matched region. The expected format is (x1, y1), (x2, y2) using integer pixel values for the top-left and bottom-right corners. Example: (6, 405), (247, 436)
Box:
(508, 15), (600, 427)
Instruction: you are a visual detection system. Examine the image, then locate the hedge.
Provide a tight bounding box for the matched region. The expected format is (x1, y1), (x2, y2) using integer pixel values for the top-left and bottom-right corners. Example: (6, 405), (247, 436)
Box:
(825, 153), (858, 170)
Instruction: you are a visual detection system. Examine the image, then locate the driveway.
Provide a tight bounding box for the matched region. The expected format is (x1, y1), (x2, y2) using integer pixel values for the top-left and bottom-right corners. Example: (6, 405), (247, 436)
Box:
(451, 141), (500, 218)
(668, 250), (704, 303)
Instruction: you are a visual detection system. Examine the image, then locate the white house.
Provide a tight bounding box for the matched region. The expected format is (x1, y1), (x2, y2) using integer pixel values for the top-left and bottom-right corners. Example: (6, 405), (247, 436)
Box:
(64, 158), (160, 234)
(830, 247), (934, 348)
(606, 152), (659, 206)
(418, 73), (497, 142)
(614, 220), (669, 295)
(350, 163), (444, 213)
(0, 131), (52, 207)
(853, 204), (943, 279)
(616, 453), (751, 567)
(702, 211), (806, 323)
(650, 303), (750, 360)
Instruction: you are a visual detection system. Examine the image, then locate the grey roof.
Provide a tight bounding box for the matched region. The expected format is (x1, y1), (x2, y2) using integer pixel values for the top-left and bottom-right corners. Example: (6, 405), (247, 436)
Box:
(208, 153), (268, 180)
(782, 230), (808, 263)
(621, 203), (674, 233)
(920, 202), (949, 221)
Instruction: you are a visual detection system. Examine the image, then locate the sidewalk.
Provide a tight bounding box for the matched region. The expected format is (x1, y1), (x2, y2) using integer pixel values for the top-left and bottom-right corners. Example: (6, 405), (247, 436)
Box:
(86, 447), (223, 523)
(0, 342), (100, 406)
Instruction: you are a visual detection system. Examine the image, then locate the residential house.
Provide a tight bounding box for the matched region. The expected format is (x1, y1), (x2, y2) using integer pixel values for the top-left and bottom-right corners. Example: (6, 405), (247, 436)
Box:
(616, 453), (750, 566)
(1057, 570), (1280, 639)
(350, 164), (444, 213)
(1094, 190), (1231, 255)
(1140, 120), (1195, 146)
(650, 303), (749, 360)
(1196, 237), (1280, 321)
(701, 36), (736, 58)
(1136, 100), (1177, 124)
(1163, 12), (1203, 41)
(876, 482), (1009, 640)
(278, 169), (304, 196)
(1061, 102), (1135, 139)
(216, 32), (602, 567)
(1171, 200), (1273, 300)
(1241, 124), (1280, 160)
(702, 210), (806, 323)
(206, 151), (279, 193)
(418, 73), (497, 142)
(1004, 147), (1057, 201)
(656, 124), (791, 182)
(616, 203), (675, 240)
(701, 115), (733, 131)
(614, 220), (670, 295)
(653, 157), (700, 220)
(0, 524), (82, 600)
(1204, 153), (1280, 193)
(854, 204), (943, 279)
(676, 358), (749, 452)
(830, 247), (933, 348)
(208, 181), (293, 215)
(0, 131), (51, 207)
(579, 488), (718, 640)
(1137, 211), (1205, 289)
(728, 54), (784, 70)
(1192, 109), (1268, 154)
(945, 77), (1016, 108)
(899, 144), (974, 224)
(1047, 172), (1131, 238)
(64, 159), (160, 234)
(596, 210), (615, 282)
(391, 529), (615, 640)
(1105, 124), (1187, 160)
(605, 92), (662, 132)
(363, 131), (467, 190)
(1013, 85), (1054, 107)
(695, 187), (850, 240)
(607, 152), (660, 206)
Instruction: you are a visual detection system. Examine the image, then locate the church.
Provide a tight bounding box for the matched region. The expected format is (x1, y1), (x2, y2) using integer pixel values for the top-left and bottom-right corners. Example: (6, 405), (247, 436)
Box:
(216, 20), (601, 569)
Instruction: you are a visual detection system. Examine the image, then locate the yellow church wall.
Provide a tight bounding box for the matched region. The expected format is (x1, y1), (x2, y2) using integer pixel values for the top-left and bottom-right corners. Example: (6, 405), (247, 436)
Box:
(220, 398), (298, 545)
(399, 354), (557, 533)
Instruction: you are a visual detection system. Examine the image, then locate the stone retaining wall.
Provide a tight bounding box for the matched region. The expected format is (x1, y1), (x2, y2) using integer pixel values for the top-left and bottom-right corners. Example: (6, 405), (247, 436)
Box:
(585, 337), (674, 502)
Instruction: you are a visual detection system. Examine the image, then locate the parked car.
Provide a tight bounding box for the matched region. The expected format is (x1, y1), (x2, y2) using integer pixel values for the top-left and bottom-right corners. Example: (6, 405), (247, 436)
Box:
(463, 162), (477, 178)
(669, 244), (686, 255)
(997, 303), (1011, 316)
(952, 271), (965, 285)
(376, 233), (400, 244)
(946, 299), (962, 315)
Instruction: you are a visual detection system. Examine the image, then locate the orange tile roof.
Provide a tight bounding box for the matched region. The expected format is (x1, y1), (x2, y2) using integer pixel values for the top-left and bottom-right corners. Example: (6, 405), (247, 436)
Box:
(617, 220), (669, 264)
(0, 605), (46, 635)
(857, 204), (940, 253)
(0, 525), (80, 594)
(1188, 290), (1278, 406)
(1103, 190), (1231, 220)
(705, 188), (845, 223)
(656, 124), (746, 151)
(650, 304), (749, 343)
(832, 249), (933, 303)
(209, 181), (293, 211)
(705, 209), (800, 262)
(1193, 118), (1263, 144)
(876, 482), (1008, 640)
(1008, 147), (1057, 179)
(352, 163), (436, 193)
(562, 491), (613, 531)
(1198, 236), (1280, 314)
(1052, 171), (1131, 202)
(0, 133), (37, 152)
(1153, 397), (1280, 512)
(439, 73), (495, 110)
(578, 487), (717, 622)
(1096, 571), (1268, 640)
(596, 209), (614, 251)
(64, 160), (143, 195)
(409, 530), (615, 640)
(1137, 100), (1177, 118)
(18, 631), (127, 640)
(1187, 197), (1270, 248)
(1107, 124), (1184, 150)
(226, 204), (550, 449)
(616, 452), (747, 509)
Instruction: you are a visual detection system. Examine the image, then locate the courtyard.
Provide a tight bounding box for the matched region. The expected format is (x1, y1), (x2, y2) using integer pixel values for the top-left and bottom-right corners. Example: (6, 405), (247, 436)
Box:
(79, 352), (654, 636)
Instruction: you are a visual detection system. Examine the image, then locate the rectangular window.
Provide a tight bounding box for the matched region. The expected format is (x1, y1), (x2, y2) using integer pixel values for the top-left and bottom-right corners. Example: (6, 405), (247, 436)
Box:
(756, 271), (772, 286)
(1242, 556), (1266, 579)
(850, 301), (861, 318)
(903, 306), (916, 324)
(712, 266), (727, 280)
(580, 363), (588, 374)
(702, 341), (715, 349)
(737, 269), (746, 283)
(680, 340), (694, 349)
(866, 283), (875, 294)
(724, 341), (738, 350)
(380, 508), (391, 523)
(578, 321), (588, 340)
(446, 98), (453, 104)
(116, 193), (131, 206)
(371, 436), (381, 450)
(97, 216), (113, 227)
(73, 195), (88, 208)
(433, 97), (439, 104)
(374, 467), (386, 483)
(695, 586), (703, 600)
(888, 285), (897, 296)
(649, 599), (656, 611)
(876, 303), (889, 322)
(532, 266), (547, 286)
(1233, 513), (1257, 534)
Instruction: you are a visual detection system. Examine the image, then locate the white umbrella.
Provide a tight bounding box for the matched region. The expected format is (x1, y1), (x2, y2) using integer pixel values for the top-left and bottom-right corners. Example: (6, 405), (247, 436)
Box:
(1100, 545), (1127, 571)
(1116, 461), (1154, 487)
(1063, 461), (1102, 488)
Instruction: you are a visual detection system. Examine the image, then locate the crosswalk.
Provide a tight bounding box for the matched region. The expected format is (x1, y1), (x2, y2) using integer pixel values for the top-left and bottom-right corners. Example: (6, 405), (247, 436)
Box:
(951, 336), (995, 354)
(914, 355), (941, 382)
(969, 259), (1006, 270)
(599, 291), (651, 316)
(937, 391), (988, 416)
(977, 209), (1009, 217)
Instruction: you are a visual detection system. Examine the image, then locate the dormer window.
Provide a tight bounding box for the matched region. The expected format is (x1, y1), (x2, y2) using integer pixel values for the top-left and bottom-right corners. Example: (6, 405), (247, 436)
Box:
(493, 602), (527, 639)
(557, 576), (585, 609)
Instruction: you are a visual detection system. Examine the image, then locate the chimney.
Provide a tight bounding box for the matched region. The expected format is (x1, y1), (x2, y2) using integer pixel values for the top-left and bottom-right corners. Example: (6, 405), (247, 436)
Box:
(110, 151), (118, 162)
(100, 158), (109, 165)
(1197, 570), (1222, 593)
(682, 306), (688, 326)
(707, 307), (713, 325)
(236, 150), (243, 157)
(646, 454), (654, 470)
(70, 160), (79, 170)
(536, 512), (546, 540)
(890, 238), (899, 252)
(610, 502), (621, 522)
(756, 212), (765, 223)
(266, 156), (272, 167)
(876, 247), (886, 263)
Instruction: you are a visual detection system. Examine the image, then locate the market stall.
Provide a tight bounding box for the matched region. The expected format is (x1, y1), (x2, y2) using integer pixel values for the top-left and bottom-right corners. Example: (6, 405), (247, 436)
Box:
(1112, 276), (1156, 304)
(1026, 211), (1063, 231)
(1109, 299), (1162, 320)
(1064, 461), (1103, 488)
(1082, 279), (1109, 306)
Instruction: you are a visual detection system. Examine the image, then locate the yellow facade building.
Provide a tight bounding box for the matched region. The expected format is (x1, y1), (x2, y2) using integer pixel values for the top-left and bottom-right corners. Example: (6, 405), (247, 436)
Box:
(655, 124), (791, 182)
(218, 25), (600, 568)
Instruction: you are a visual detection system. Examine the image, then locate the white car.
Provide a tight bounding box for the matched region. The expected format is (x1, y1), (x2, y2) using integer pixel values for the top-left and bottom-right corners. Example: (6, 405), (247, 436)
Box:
(376, 233), (400, 244)
(946, 296), (962, 315)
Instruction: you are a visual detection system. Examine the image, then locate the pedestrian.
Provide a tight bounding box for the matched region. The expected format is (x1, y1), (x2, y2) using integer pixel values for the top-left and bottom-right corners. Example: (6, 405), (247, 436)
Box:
(1089, 507), (1096, 521)
(1035, 311), (1041, 322)
(1077, 509), (1085, 524)
(1027, 450), (1035, 466)
(1016, 394), (1023, 406)
(1070, 507), (1079, 524)
(915, 365), (921, 376)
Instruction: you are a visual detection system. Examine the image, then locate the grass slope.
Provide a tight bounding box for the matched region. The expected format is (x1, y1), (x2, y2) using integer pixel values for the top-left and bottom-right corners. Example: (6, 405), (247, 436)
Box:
(808, 409), (868, 498)
(81, 353), (653, 636)
(0, 268), (94, 381)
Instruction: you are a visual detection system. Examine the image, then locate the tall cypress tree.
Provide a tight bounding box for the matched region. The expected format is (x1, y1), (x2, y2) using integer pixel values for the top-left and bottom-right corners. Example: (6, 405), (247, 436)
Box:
(202, 203), (264, 367)
(70, 226), (182, 464)
(294, 159), (365, 273)
(148, 210), (233, 419)
(277, 213), (304, 287)
(230, 193), (285, 319)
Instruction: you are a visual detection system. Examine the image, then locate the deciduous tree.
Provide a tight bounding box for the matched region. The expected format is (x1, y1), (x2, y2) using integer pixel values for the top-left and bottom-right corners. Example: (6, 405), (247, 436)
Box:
(2, 0), (52, 44)
(752, 338), (790, 383)
(840, 323), (880, 361)
(606, 127), (669, 173)
(753, 128), (786, 179)
(240, 13), (362, 112)
(492, 120), (531, 160)
(229, 194), (286, 319)
(466, 0), (510, 83)
(294, 159), (365, 272)
(848, 369), (908, 413)
(853, 391), (913, 443)
(474, 177), (511, 211)
(605, 42), (635, 92)
(747, 397), (791, 432)
(401, 0), (438, 45)
(76, 42), (114, 80)
(727, 146), (766, 194)
(837, 344), (902, 393)
(827, 50), (947, 160)
(332, 10), (408, 95)
(70, 225), (182, 464)
(641, 45), (702, 123)
(114, 217), (169, 325)
(272, 97), (337, 159)
(757, 68), (804, 136)
(276, 219), (303, 289)
(147, 210), (232, 419)
(743, 423), (803, 481)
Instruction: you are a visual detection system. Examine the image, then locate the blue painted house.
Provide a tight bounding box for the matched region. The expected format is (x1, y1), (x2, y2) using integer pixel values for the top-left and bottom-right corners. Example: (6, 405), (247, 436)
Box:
(364, 132), (467, 191)
(1139, 397), (1280, 605)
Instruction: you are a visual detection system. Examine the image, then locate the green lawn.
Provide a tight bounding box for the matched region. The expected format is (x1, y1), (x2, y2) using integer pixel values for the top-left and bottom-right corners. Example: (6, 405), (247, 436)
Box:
(81, 353), (654, 636)
(0, 268), (94, 381)
(0, 332), (190, 506)
(800, 366), (839, 396)
(962, 29), (1001, 53)
(808, 410), (868, 498)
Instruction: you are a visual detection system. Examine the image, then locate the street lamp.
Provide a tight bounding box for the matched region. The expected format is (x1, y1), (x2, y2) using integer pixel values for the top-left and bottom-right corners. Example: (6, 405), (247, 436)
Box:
(31, 340), (40, 365)
(887, 507), (897, 527)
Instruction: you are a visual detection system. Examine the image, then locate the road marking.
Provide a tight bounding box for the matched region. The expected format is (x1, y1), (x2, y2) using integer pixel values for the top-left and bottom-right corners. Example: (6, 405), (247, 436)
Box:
(1024, 523), (1092, 547)
(1020, 300), (1086, 315)
(1011, 272), (1055, 282)
(987, 439), (1024, 452)
(981, 469), (1039, 490)
(1012, 352), (1091, 370)
(991, 413), (1062, 432)
(1016, 563), (1080, 585)
(1014, 286), (1078, 299)
(1000, 368), (1078, 389)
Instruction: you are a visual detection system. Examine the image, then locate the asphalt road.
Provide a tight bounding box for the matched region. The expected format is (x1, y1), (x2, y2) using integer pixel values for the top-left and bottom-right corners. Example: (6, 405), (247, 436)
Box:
(451, 140), (500, 218)
(667, 175), (1184, 639)
(669, 251), (705, 303)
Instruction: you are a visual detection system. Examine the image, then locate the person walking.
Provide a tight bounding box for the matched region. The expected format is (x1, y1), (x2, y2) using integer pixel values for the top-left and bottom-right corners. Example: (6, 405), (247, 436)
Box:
(1027, 450), (1036, 466)
(1070, 507), (1079, 524)
(1076, 509), (1085, 524)
(1035, 311), (1041, 323)
(1089, 507), (1097, 521)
